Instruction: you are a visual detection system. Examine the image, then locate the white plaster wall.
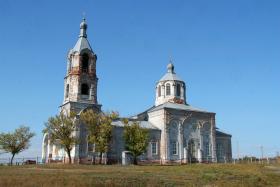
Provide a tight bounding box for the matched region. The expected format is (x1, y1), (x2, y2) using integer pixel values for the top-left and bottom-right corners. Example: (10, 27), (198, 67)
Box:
(148, 109), (166, 160)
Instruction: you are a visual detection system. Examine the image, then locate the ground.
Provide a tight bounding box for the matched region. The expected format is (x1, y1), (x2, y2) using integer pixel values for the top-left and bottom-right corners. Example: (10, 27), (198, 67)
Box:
(0, 164), (280, 187)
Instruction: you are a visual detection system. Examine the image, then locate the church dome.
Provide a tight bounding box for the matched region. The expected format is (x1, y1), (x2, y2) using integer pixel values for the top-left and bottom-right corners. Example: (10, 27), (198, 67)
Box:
(159, 63), (183, 82)
(80, 18), (87, 30)
(155, 63), (186, 106)
(167, 63), (174, 72)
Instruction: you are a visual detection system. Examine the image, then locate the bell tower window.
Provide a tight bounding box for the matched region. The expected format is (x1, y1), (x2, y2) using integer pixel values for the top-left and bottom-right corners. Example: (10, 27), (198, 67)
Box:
(81, 84), (89, 95)
(65, 84), (69, 98)
(166, 83), (171, 96)
(81, 54), (89, 73)
(176, 84), (181, 96)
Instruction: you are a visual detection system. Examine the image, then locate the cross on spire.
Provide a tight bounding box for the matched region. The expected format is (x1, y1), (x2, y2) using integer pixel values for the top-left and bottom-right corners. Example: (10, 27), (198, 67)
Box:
(79, 17), (87, 38)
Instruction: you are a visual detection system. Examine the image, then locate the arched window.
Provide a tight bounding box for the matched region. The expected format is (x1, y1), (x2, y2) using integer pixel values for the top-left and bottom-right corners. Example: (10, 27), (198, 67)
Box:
(65, 84), (69, 98)
(166, 83), (171, 96)
(176, 84), (181, 96)
(158, 85), (161, 97)
(81, 54), (89, 73)
(81, 84), (89, 95)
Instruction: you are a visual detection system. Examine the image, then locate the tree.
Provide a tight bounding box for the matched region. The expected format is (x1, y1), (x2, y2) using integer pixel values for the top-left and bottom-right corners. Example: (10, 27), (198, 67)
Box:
(44, 112), (78, 164)
(123, 120), (149, 165)
(80, 109), (118, 164)
(0, 126), (35, 165)
(80, 109), (99, 164)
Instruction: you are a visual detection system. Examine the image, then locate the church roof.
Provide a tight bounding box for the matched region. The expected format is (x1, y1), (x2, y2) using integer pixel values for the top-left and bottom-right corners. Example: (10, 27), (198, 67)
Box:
(148, 102), (214, 114)
(111, 120), (160, 130)
(159, 71), (183, 82)
(216, 130), (232, 137)
(72, 37), (92, 52)
(159, 63), (183, 82)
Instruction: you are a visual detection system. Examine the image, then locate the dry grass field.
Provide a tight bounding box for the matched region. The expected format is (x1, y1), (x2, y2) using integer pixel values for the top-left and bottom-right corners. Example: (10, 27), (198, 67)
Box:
(0, 163), (280, 187)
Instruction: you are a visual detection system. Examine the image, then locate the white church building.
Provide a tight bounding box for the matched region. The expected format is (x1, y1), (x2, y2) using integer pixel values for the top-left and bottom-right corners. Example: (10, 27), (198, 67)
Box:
(42, 19), (232, 164)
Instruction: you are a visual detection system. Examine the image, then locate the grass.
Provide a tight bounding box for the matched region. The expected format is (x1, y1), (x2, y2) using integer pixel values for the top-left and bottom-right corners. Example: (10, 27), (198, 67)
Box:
(0, 163), (280, 187)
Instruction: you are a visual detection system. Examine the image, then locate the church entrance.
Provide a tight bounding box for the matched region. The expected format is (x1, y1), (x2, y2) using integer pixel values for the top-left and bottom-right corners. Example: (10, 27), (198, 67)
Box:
(187, 139), (197, 163)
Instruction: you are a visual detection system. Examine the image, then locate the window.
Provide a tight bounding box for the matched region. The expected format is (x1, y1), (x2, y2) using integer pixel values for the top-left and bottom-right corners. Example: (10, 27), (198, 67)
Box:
(166, 83), (171, 96)
(158, 86), (161, 97)
(176, 84), (181, 96)
(81, 84), (89, 95)
(216, 143), (224, 159)
(81, 54), (89, 73)
(65, 84), (69, 98)
(88, 143), (95, 153)
(171, 141), (178, 155)
(151, 142), (158, 155)
(205, 142), (210, 156)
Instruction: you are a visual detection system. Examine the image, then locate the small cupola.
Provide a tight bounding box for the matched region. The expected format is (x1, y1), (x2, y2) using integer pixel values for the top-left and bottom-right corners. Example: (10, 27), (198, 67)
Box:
(155, 63), (186, 106)
(79, 18), (88, 38)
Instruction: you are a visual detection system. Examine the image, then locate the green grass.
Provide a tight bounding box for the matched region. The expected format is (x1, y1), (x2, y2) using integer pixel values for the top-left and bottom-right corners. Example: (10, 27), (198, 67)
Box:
(0, 163), (280, 187)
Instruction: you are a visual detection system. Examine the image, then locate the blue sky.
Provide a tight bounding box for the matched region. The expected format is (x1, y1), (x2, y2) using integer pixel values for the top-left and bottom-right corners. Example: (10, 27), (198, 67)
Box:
(0, 0), (279, 158)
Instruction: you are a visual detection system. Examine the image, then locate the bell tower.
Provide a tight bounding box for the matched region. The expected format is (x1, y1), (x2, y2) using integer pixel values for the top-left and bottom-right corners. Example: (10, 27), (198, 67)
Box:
(61, 18), (101, 114)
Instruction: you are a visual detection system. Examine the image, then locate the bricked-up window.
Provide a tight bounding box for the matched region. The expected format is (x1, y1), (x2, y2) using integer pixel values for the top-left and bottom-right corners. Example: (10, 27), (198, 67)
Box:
(65, 84), (69, 98)
(158, 86), (161, 97)
(81, 84), (89, 95)
(176, 84), (181, 96)
(166, 83), (171, 96)
(81, 54), (89, 73)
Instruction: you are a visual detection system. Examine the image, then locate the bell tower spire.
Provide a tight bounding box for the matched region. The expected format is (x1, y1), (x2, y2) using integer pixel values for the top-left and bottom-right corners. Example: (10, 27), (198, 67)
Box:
(61, 18), (101, 114)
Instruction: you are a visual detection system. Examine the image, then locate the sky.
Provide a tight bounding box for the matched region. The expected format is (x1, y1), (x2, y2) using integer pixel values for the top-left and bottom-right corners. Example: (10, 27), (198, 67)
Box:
(0, 0), (279, 159)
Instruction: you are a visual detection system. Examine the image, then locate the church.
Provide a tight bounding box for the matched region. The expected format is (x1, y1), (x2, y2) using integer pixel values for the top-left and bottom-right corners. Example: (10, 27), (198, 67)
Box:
(42, 19), (232, 164)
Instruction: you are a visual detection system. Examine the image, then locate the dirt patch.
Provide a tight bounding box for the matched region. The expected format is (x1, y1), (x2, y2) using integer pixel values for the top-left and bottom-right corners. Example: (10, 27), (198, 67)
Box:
(265, 166), (280, 174)
(23, 167), (95, 173)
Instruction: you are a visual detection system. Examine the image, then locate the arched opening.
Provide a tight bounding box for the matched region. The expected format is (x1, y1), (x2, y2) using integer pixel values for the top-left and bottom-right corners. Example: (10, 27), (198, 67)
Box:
(166, 83), (171, 96)
(176, 84), (181, 96)
(158, 85), (161, 97)
(81, 54), (89, 73)
(188, 139), (196, 163)
(65, 84), (69, 98)
(81, 83), (89, 95)
(42, 133), (49, 163)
